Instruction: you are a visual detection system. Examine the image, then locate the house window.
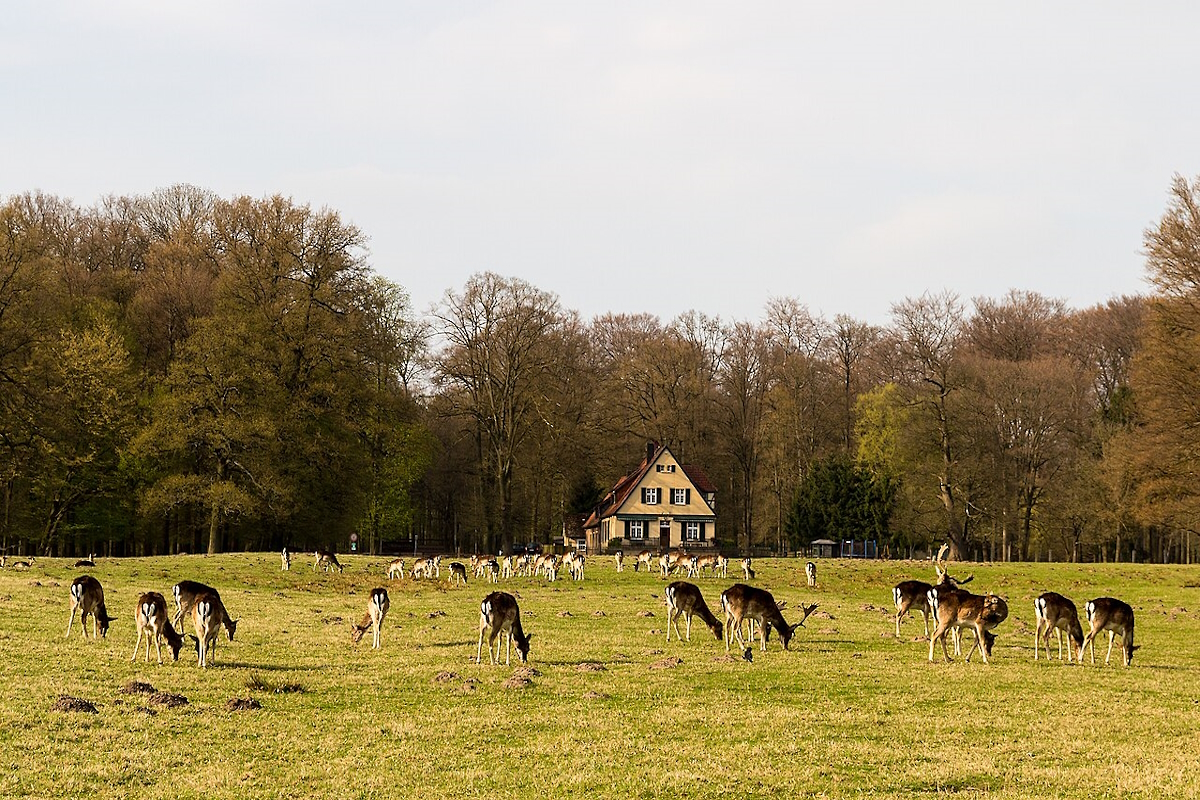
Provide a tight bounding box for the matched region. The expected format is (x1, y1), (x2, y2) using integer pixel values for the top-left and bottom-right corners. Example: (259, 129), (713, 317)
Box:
(672, 488), (689, 505)
(642, 487), (660, 504)
(630, 520), (645, 540)
(656, 464), (676, 473)
(685, 522), (700, 541)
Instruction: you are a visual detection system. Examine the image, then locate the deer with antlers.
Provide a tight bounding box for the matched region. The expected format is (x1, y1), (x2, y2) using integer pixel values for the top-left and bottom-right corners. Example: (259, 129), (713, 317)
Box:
(351, 588), (390, 650)
(720, 584), (817, 653)
(893, 543), (974, 638)
(476, 591), (532, 665)
(1080, 597), (1137, 667)
(1034, 592), (1084, 662)
(665, 581), (723, 643)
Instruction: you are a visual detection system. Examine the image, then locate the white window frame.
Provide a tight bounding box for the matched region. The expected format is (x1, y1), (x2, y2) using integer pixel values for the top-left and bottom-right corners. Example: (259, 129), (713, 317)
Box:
(672, 488), (688, 505)
(630, 520), (645, 540)
(643, 487), (660, 505)
(685, 521), (700, 541)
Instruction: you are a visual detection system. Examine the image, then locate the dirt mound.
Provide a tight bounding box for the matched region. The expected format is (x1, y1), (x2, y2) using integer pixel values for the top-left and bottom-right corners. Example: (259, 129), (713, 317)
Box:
(812, 610), (835, 620)
(819, 628), (839, 635)
(225, 698), (262, 712)
(53, 695), (97, 714)
(649, 656), (683, 670)
(433, 671), (459, 683)
(148, 692), (189, 709)
(711, 654), (739, 663)
(583, 690), (608, 700)
(427, 610), (446, 619)
(557, 610), (573, 617)
(120, 681), (156, 695)
(637, 610), (655, 617)
(576, 662), (606, 672)
(512, 666), (541, 680)
(502, 676), (533, 689)
(593, 610), (607, 617)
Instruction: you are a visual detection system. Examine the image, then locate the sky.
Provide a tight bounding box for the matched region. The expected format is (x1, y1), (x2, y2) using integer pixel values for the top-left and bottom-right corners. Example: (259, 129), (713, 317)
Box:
(3, 2), (1197, 325)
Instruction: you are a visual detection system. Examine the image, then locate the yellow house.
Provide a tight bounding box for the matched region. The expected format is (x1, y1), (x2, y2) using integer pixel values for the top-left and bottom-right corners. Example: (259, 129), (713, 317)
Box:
(583, 442), (717, 552)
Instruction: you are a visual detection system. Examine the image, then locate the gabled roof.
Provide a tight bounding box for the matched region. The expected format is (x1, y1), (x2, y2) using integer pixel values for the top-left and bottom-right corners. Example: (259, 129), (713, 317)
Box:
(583, 442), (715, 529)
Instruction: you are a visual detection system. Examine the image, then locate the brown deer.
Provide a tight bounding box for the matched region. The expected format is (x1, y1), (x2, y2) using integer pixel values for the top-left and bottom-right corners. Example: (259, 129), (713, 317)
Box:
(351, 587), (390, 649)
(634, 550), (655, 572)
(65, 575), (116, 639)
(614, 550), (625, 573)
(927, 588), (1008, 663)
(719, 584), (817, 653)
(74, 554), (96, 568)
(476, 591), (532, 665)
(386, 558), (406, 580)
(281, 548), (291, 571)
(314, 550), (344, 573)
(805, 561), (817, 588)
(448, 562), (469, 586)
(191, 592), (238, 668)
(1033, 592), (1084, 662)
(172, 580), (222, 629)
(131, 591), (187, 663)
(741, 558), (754, 580)
(665, 581), (724, 643)
(1081, 597), (1137, 667)
(893, 544), (974, 637)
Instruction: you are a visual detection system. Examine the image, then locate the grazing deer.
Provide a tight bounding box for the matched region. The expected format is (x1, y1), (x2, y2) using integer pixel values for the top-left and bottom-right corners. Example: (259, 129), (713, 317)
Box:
(74, 553), (96, 568)
(543, 554), (559, 582)
(281, 548), (290, 571)
(501, 556), (517, 580)
(483, 559), (500, 583)
(314, 550), (344, 573)
(1033, 592), (1084, 662)
(720, 584), (817, 652)
(1081, 597), (1137, 667)
(715, 554), (729, 578)
(741, 558), (754, 580)
(351, 588), (390, 649)
(893, 544), (974, 637)
(191, 592), (238, 668)
(65, 575), (115, 639)
(665, 581), (723, 643)
(476, 591), (532, 665)
(805, 561), (817, 588)
(411, 557), (434, 579)
(927, 588), (1009, 663)
(386, 558), (406, 580)
(131, 591), (187, 663)
(614, 550), (624, 573)
(11, 557), (35, 570)
(634, 550), (655, 573)
(448, 561), (469, 586)
(563, 551), (586, 581)
(172, 580), (221, 629)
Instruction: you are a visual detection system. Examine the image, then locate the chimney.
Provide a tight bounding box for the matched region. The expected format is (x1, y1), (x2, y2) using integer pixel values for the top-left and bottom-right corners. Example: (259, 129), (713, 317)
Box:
(646, 441), (657, 465)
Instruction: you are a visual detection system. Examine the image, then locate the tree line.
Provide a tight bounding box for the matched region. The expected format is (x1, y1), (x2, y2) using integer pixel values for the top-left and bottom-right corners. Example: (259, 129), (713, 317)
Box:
(3, 178), (1200, 563)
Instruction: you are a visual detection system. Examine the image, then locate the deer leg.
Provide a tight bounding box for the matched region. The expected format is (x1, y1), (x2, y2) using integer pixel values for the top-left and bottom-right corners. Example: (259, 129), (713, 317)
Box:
(65, 606), (78, 639)
(476, 627), (486, 664)
(130, 630), (142, 661)
(1105, 631), (1115, 665)
(685, 613), (692, 642)
(154, 632), (163, 664)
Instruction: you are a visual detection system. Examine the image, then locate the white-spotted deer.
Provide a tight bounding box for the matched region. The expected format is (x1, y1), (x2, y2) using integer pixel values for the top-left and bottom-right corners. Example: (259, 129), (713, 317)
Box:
(65, 575), (116, 639)
(720, 584), (817, 652)
(694, 554), (718, 577)
(665, 581), (723, 643)
(893, 544), (974, 637)
(634, 550), (655, 573)
(191, 592), (238, 668)
(715, 554), (729, 578)
(927, 588), (1008, 663)
(483, 559), (500, 583)
(314, 550), (344, 573)
(1081, 597), (1137, 667)
(386, 558), (406, 580)
(1034, 592), (1084, 662)
(448, 562), (468, 586)
(805, 561), (817, 588)
(476, 591), (532, 665)
(411, 557), (434, 579)
(351, 587), (390, 649)
(741, 558), (754, 580)
(131, 591), (187, 663)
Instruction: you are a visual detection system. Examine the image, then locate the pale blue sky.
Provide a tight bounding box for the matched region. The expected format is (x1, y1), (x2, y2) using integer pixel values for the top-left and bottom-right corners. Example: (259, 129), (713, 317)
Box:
(3, 2), (1195, 323)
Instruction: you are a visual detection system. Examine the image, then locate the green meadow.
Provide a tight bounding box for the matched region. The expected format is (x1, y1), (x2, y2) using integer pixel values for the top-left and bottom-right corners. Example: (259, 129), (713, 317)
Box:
(1, 555), (1197, 799)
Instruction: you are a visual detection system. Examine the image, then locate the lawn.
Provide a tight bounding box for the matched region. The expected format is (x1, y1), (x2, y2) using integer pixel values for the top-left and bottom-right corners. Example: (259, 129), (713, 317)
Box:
(1, 554), (1197, 799)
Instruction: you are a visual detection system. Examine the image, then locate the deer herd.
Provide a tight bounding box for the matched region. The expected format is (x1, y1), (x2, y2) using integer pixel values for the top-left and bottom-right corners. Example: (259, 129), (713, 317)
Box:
(44, 542), (1142, 671)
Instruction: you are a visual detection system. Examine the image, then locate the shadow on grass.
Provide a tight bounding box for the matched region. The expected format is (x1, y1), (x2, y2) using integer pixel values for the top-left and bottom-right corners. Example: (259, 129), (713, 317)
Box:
(205, 661), (329, 672)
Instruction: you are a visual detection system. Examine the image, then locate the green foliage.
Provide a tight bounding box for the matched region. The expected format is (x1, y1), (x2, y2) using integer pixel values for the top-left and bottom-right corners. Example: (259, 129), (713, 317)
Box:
(785, 454), (895, 548)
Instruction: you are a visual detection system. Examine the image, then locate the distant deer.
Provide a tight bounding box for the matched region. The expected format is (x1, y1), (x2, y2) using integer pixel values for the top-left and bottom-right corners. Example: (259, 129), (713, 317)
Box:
(741, 558), (754, 580)
(715, 554), (729, 578)
(614, 550), (624, 573)
(131, 591), (187, 664)
(927, 588), (1008, 664)
(720, 584), (817, 653)
(448, 562), (469, 586)
(351, 588), (390, 650)
(74, 554), (96, 568)
(281, 548), (291, 571)
(665, 581), (723, 643)
(1081, 597), (1137, 667)
(65, 575), (115, 639)
(11, 557), (35, 570)
(387, 558), (406, 580)
(476, 591), (532, 665)
(893, 543), (974, 637)
(411, 557), (434, 579)
(1034, 592), (1084, 662)
(314, 550), (343, 573)
(191, 592), (238, 668)
(805, 561), (817, 588)
(634, 550), (655, 573)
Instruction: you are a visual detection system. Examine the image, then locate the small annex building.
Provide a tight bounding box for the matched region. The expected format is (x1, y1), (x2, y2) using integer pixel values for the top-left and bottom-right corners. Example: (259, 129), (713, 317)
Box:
(583, 442), (717, 553)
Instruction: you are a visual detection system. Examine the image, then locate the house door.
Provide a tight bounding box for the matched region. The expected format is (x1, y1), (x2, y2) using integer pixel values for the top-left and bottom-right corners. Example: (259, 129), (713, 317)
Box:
(659, 519), (672, 550)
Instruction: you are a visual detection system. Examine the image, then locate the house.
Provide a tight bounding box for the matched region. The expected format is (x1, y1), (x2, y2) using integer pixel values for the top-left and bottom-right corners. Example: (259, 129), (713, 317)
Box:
(583, 442), (717, 552)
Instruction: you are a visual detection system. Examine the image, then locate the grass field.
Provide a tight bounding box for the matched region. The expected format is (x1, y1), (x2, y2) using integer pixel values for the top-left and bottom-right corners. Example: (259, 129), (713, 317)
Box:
(1, 554), (1197, 799)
